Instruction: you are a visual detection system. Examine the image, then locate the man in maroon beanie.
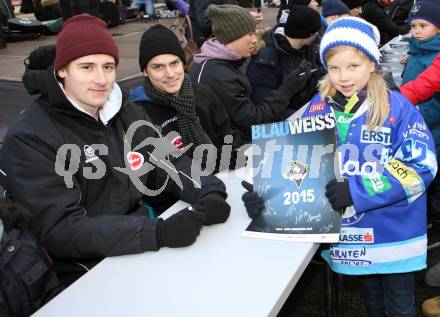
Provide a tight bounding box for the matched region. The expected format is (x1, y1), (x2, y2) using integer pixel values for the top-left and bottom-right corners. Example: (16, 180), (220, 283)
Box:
(0, 14), (229, 286)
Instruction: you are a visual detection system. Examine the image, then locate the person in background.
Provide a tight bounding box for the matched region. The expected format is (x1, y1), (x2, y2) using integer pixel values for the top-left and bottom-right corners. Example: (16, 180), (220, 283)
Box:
(131, 24), (246, 171)
(341, 0), (364, 16)
(277, 0), (320, 22)
(189, 0), (262, 47)
(189, 4), (313, 139)
(400, 52), (440, 105)
(361, 0), (410, 44)
(386, 0), (414, 26)
(0, 14), (230, 286)
(165, 0), (189, 15)
(130, 0), (155, 19)
(322, 0), (350, 25)
(246, 5), (323, 115)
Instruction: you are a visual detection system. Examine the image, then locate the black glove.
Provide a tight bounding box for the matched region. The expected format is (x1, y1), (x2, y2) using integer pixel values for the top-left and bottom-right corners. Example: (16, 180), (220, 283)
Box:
(156, 208), (206, 248)
(193, 192), (231, 226)
(278, 60), (313, 95)
(241, 181), (265, 219)
(325, 179), (353, 212)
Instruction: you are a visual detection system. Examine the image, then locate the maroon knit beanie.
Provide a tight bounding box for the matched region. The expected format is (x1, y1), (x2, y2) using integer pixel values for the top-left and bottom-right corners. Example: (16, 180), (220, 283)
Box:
(54, 14), (119, 72)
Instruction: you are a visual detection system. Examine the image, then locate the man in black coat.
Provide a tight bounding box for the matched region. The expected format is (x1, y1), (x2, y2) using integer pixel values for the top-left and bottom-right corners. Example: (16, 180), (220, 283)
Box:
(0, 14), (230, 286)
(190, 4), (313, 139)
(247, 5), (324, 115)
(362, 0), (410, 44)
(132, 24), (247, 172)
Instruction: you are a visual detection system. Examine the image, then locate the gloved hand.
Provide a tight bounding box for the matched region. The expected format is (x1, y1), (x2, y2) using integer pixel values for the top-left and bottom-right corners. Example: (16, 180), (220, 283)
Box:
(325, 179), (353, 212)
(241, 181), (265, 219)
(278, 60), (313, 95)
(193, 192), (231, 226)
(156, 207), (206, 248)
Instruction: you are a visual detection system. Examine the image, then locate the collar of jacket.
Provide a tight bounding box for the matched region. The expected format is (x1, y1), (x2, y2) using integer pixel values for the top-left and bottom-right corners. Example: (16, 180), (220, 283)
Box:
(31, 67), (126, 128)
(408, 34), (440, 54)
(329, 90), (367, 113)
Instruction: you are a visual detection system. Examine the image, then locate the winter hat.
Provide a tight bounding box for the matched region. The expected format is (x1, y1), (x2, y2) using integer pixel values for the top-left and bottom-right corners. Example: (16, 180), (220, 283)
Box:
(138, 24), (186, 71)
(206, 4), (256, 44)
(319, 16), (381, 69)
(341, 0), (364, 9)
(407, 0), (440, 29)
(54, 14), (119, 72)
(285, 5), (321, 39)
(322, 0), (350, 17)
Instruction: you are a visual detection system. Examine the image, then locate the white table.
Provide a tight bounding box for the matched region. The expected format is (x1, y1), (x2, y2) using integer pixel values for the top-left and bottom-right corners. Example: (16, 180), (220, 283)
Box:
(32, 168), (319, 317)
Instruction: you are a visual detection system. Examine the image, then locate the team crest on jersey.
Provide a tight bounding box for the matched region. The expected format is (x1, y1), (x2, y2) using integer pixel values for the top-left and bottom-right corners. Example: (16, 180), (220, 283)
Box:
(341, 206), (365, 226)
(127, 151), (144, 171)
(410, 3), (420, 15)
(282, 161), (308, 188)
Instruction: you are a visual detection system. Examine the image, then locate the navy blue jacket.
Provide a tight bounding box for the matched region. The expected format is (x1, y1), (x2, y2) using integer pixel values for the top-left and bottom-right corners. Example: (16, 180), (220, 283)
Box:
(246, 30), (324, 114)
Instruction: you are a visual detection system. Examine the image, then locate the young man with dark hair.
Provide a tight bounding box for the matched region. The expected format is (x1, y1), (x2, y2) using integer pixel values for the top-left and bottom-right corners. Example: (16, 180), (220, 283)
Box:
(0, 14), (230, 286)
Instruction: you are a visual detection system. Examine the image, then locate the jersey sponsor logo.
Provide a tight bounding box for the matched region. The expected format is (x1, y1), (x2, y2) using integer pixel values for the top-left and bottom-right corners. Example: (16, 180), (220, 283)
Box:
(309, 101), (325, 113)
(385, 159), (423, 200)
(339, 228), (374, 244)
(127, 151), (144, 171)
(386, 159), (418, 183)
(338, 115), (352, 124)
(362, 172), (391, 195)
(360, 125), (391, 145)
(329, 245), (372, 266)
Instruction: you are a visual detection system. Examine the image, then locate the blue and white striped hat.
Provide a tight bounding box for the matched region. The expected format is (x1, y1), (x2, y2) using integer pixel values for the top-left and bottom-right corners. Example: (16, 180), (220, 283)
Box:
(319, 17), (381, 69)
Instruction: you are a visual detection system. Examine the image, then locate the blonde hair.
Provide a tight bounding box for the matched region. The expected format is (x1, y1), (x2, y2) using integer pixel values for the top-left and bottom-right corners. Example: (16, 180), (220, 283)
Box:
(318, 46), (389, 130)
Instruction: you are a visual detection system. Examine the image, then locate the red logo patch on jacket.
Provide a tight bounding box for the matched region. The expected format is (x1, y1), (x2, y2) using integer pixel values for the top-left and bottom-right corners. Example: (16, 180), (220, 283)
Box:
(127, 151), (144, 171)
(171, 136), (184, 150)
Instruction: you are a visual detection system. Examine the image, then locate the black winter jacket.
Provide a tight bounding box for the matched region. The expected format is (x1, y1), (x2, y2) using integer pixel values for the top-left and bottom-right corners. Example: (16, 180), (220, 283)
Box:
(362, 0), (410, 45)
(130, 82), (248, 170)
(246, 30), (324, 114)
(386, 0), (414, 26)
(189, 58), (296, 139)
(0, 68), (226, 282)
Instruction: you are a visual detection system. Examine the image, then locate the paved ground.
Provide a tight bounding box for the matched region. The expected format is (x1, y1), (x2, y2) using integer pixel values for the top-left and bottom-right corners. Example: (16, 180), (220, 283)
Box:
(0, 7), (279, 81)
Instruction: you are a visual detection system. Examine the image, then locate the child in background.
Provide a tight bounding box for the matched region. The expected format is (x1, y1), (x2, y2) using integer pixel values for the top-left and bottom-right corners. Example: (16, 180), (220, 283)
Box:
(322, 0), (350, 25)
(400, 52), (440, 106)
(304, 17), (436, 316)
(401, 0), (440, 253)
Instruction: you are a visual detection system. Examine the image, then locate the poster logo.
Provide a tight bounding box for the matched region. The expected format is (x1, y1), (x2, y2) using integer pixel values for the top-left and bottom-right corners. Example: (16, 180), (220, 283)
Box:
(282, 161), (308, 188)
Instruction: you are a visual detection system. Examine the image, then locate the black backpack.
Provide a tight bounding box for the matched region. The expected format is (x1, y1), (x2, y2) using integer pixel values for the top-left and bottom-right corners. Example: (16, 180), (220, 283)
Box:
(0, 200), (64, 317)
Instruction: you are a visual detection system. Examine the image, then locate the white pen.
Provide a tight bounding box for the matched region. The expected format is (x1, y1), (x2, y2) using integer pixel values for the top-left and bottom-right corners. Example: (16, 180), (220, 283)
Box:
(298, 68), (318, 76)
